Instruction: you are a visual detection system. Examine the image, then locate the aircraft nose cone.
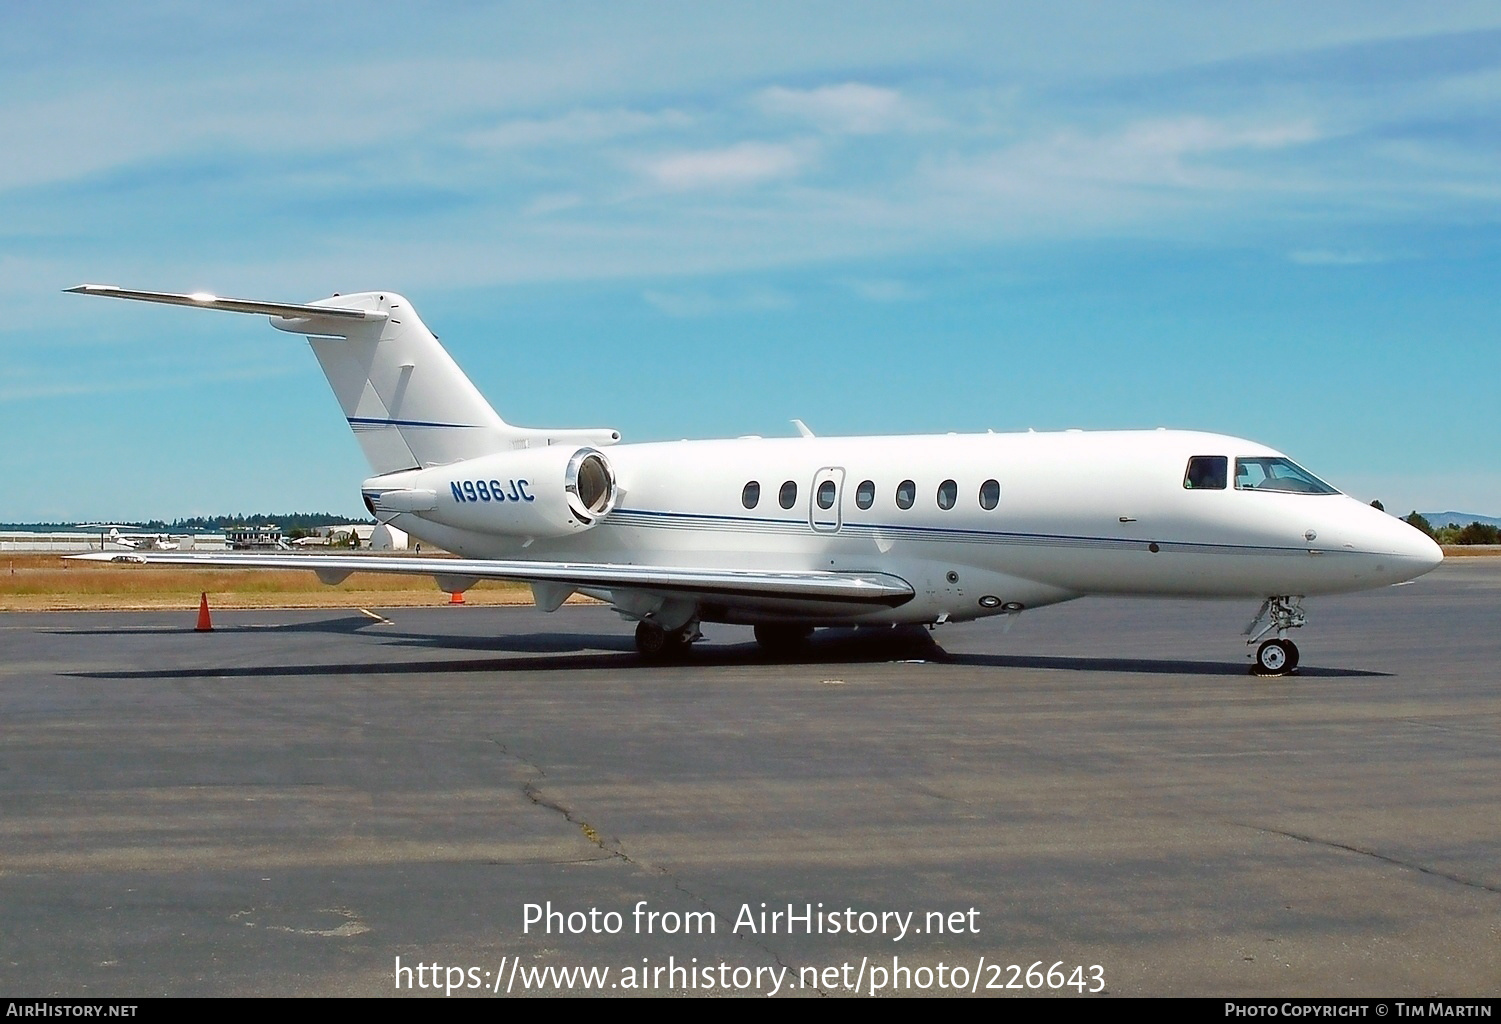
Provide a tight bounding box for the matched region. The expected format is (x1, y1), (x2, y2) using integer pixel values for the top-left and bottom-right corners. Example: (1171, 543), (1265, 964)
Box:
(1387, 517), (1443, 580)
(1410, 529), (1444, 573)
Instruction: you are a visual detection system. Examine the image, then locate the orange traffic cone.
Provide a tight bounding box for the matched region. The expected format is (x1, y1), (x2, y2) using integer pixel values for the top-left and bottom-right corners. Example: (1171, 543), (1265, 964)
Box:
(448, 591), (465, 605)
(195, 592), (214, 632)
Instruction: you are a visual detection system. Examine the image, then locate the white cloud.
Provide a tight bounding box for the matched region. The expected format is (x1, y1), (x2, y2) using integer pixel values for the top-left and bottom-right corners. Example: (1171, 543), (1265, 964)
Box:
(464, 108), (693, 151)
(639, 141), (812, 190)
(641, 287), (793, 318)
(959, 116), (1320, 192)
(909, 115), (1327, 238)
(755, 83), (924, 134)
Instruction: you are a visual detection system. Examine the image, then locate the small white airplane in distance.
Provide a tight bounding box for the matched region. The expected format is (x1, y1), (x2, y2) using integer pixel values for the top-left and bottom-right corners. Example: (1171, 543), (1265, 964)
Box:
(77, 524), (181, 551)
(114, 530), (180, 551)
(66, 284), (1443, 675)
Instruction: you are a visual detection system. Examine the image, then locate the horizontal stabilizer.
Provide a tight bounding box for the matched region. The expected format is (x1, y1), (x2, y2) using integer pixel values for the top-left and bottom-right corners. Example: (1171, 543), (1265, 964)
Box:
(64, 285), (387, 322)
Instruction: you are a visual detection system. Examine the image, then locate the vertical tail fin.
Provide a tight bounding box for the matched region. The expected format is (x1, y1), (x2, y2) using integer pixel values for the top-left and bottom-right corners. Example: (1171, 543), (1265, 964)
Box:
(282, 292), (618, 474)
(66, 285), (619, 476)
(287, 291), (515, 473)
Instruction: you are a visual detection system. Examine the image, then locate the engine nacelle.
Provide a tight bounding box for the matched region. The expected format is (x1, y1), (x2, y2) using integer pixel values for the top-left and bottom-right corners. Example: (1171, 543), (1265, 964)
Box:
(364, 446), (617, 539)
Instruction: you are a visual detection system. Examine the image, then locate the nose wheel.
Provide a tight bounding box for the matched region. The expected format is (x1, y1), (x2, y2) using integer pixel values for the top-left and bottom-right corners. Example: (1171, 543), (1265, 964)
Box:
(1245, 596), (1305, 677)
(1253, 638), (1300, 676)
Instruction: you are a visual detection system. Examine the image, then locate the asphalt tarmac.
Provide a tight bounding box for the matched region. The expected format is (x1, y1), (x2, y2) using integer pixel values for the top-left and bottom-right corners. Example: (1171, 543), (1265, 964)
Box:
(1, 560), (1497, 997)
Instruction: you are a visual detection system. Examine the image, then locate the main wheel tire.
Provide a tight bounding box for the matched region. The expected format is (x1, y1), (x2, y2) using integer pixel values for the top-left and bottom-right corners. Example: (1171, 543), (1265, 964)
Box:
(635, 621), (669, 660)
(636, 622), (696, 662)
(1253, 638), (1294, 676)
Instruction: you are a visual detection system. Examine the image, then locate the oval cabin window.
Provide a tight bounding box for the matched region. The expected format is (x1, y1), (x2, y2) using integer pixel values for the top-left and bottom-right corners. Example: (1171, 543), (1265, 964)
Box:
(937, 479), (957, 510)
(979, 479), (1000, 510)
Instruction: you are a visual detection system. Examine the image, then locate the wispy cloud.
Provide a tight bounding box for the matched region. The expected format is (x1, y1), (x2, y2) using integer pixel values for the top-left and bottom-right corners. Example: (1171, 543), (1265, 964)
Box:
(638, 141), (813, 190)
(641, 287), (794, 317)
(464, 108), (694, 151)
(0, 365), (292, 403)
(840, 277), (926, 302)
(8, 7), (1501, 519)
(934, 116), (1321, 198)
(1288, 248), (1394, 265)
(755, 83), (928, 134)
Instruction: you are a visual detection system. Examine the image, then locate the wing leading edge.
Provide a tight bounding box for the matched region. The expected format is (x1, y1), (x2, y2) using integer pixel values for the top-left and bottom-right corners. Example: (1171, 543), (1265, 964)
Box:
(66, 552), (915, 608)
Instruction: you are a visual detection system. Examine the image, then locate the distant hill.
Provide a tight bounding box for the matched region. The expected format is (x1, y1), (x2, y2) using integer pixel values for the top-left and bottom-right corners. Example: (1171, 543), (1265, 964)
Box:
(1419, 512), (1501, 530)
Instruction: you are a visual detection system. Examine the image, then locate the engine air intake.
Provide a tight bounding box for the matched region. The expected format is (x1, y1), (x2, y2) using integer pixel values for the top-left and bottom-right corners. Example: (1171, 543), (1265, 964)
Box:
(566, 449), (617, 523)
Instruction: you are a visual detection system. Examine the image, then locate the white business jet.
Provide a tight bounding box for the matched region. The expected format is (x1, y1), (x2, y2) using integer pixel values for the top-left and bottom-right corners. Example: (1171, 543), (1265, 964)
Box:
(67, 285), (1442, 675)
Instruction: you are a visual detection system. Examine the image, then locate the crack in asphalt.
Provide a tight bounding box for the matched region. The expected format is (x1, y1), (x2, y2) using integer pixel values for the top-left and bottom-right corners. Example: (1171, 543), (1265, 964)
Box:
(1246, 824), (1501, 896)
(491, 739), (816, 993)
(492, 740), (623, 865)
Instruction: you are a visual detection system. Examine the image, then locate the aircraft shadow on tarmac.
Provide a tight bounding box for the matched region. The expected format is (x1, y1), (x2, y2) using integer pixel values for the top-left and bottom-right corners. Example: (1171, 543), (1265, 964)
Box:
(45, 615), (381, 637)
(937, 652), (1386, 678)
(307, 622), (1390, 677)
(63, 620), (1387, 680)
(68, 627), (942, 680)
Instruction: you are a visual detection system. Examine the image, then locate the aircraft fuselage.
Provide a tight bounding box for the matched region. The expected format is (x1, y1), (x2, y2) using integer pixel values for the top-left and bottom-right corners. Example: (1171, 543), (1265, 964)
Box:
(376, 428), (1441, 626)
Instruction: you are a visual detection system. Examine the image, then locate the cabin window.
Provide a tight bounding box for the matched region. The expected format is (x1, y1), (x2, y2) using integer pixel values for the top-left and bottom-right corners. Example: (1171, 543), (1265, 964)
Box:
(937, 479), (957, 510)
(1183, 456), (1228, 490)
(741, 481), (760, 509)
(779, 480), (798, 509)
(816, 480), (836, 509)
(855, 479), (875, 509)
(896, 479), (916, 510)
(1234, 457), (1339, 495)
(979, 479), (1000, 510)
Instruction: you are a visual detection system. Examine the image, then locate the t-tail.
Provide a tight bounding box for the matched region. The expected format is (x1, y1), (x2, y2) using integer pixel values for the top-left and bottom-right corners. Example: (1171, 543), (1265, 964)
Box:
(65, 285), (620, 475)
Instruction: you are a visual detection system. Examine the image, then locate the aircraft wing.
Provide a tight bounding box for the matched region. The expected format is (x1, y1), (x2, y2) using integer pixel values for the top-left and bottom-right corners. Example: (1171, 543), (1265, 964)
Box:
(66, 552), (914, 607)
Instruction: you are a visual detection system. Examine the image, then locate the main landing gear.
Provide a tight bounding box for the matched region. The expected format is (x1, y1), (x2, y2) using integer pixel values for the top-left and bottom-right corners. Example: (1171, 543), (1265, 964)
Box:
(753, 623), (814, 655)
(1245, 596), (1305, 677)
(632, 621), (817, 661)
(634, 620), (700, 662)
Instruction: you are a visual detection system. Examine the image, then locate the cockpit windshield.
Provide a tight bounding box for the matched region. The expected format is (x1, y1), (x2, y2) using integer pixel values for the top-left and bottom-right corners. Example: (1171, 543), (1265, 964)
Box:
(1234, 457), (1340, 495)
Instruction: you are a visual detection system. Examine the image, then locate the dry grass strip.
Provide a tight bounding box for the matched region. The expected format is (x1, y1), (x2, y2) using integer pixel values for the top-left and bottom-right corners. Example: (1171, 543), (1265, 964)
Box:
(0, 554), (595, 611)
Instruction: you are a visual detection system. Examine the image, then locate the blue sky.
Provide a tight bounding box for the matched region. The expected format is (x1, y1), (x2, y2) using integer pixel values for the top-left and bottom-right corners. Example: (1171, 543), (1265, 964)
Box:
(3, 3), (1498, 522)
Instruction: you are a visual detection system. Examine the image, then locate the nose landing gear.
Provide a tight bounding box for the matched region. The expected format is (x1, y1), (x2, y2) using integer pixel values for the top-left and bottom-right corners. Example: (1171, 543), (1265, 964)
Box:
(1245, 596), (1305, 676)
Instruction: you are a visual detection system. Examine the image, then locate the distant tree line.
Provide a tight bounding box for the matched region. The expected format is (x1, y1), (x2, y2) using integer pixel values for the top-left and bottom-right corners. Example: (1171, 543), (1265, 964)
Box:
(1, 513), (370, 532)
(166, 513), (373, 532)
(1403, 512), (1501, 546)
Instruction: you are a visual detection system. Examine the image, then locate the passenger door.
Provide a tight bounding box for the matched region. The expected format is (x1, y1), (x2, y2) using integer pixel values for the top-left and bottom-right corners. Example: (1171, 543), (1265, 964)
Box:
(809, 467), (845, 533)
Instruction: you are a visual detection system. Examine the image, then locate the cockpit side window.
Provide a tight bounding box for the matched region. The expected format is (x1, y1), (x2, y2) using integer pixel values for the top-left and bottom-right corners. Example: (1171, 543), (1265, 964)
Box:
(1183, 456), (1227, 490)
(1235, 458), (1339, 494)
